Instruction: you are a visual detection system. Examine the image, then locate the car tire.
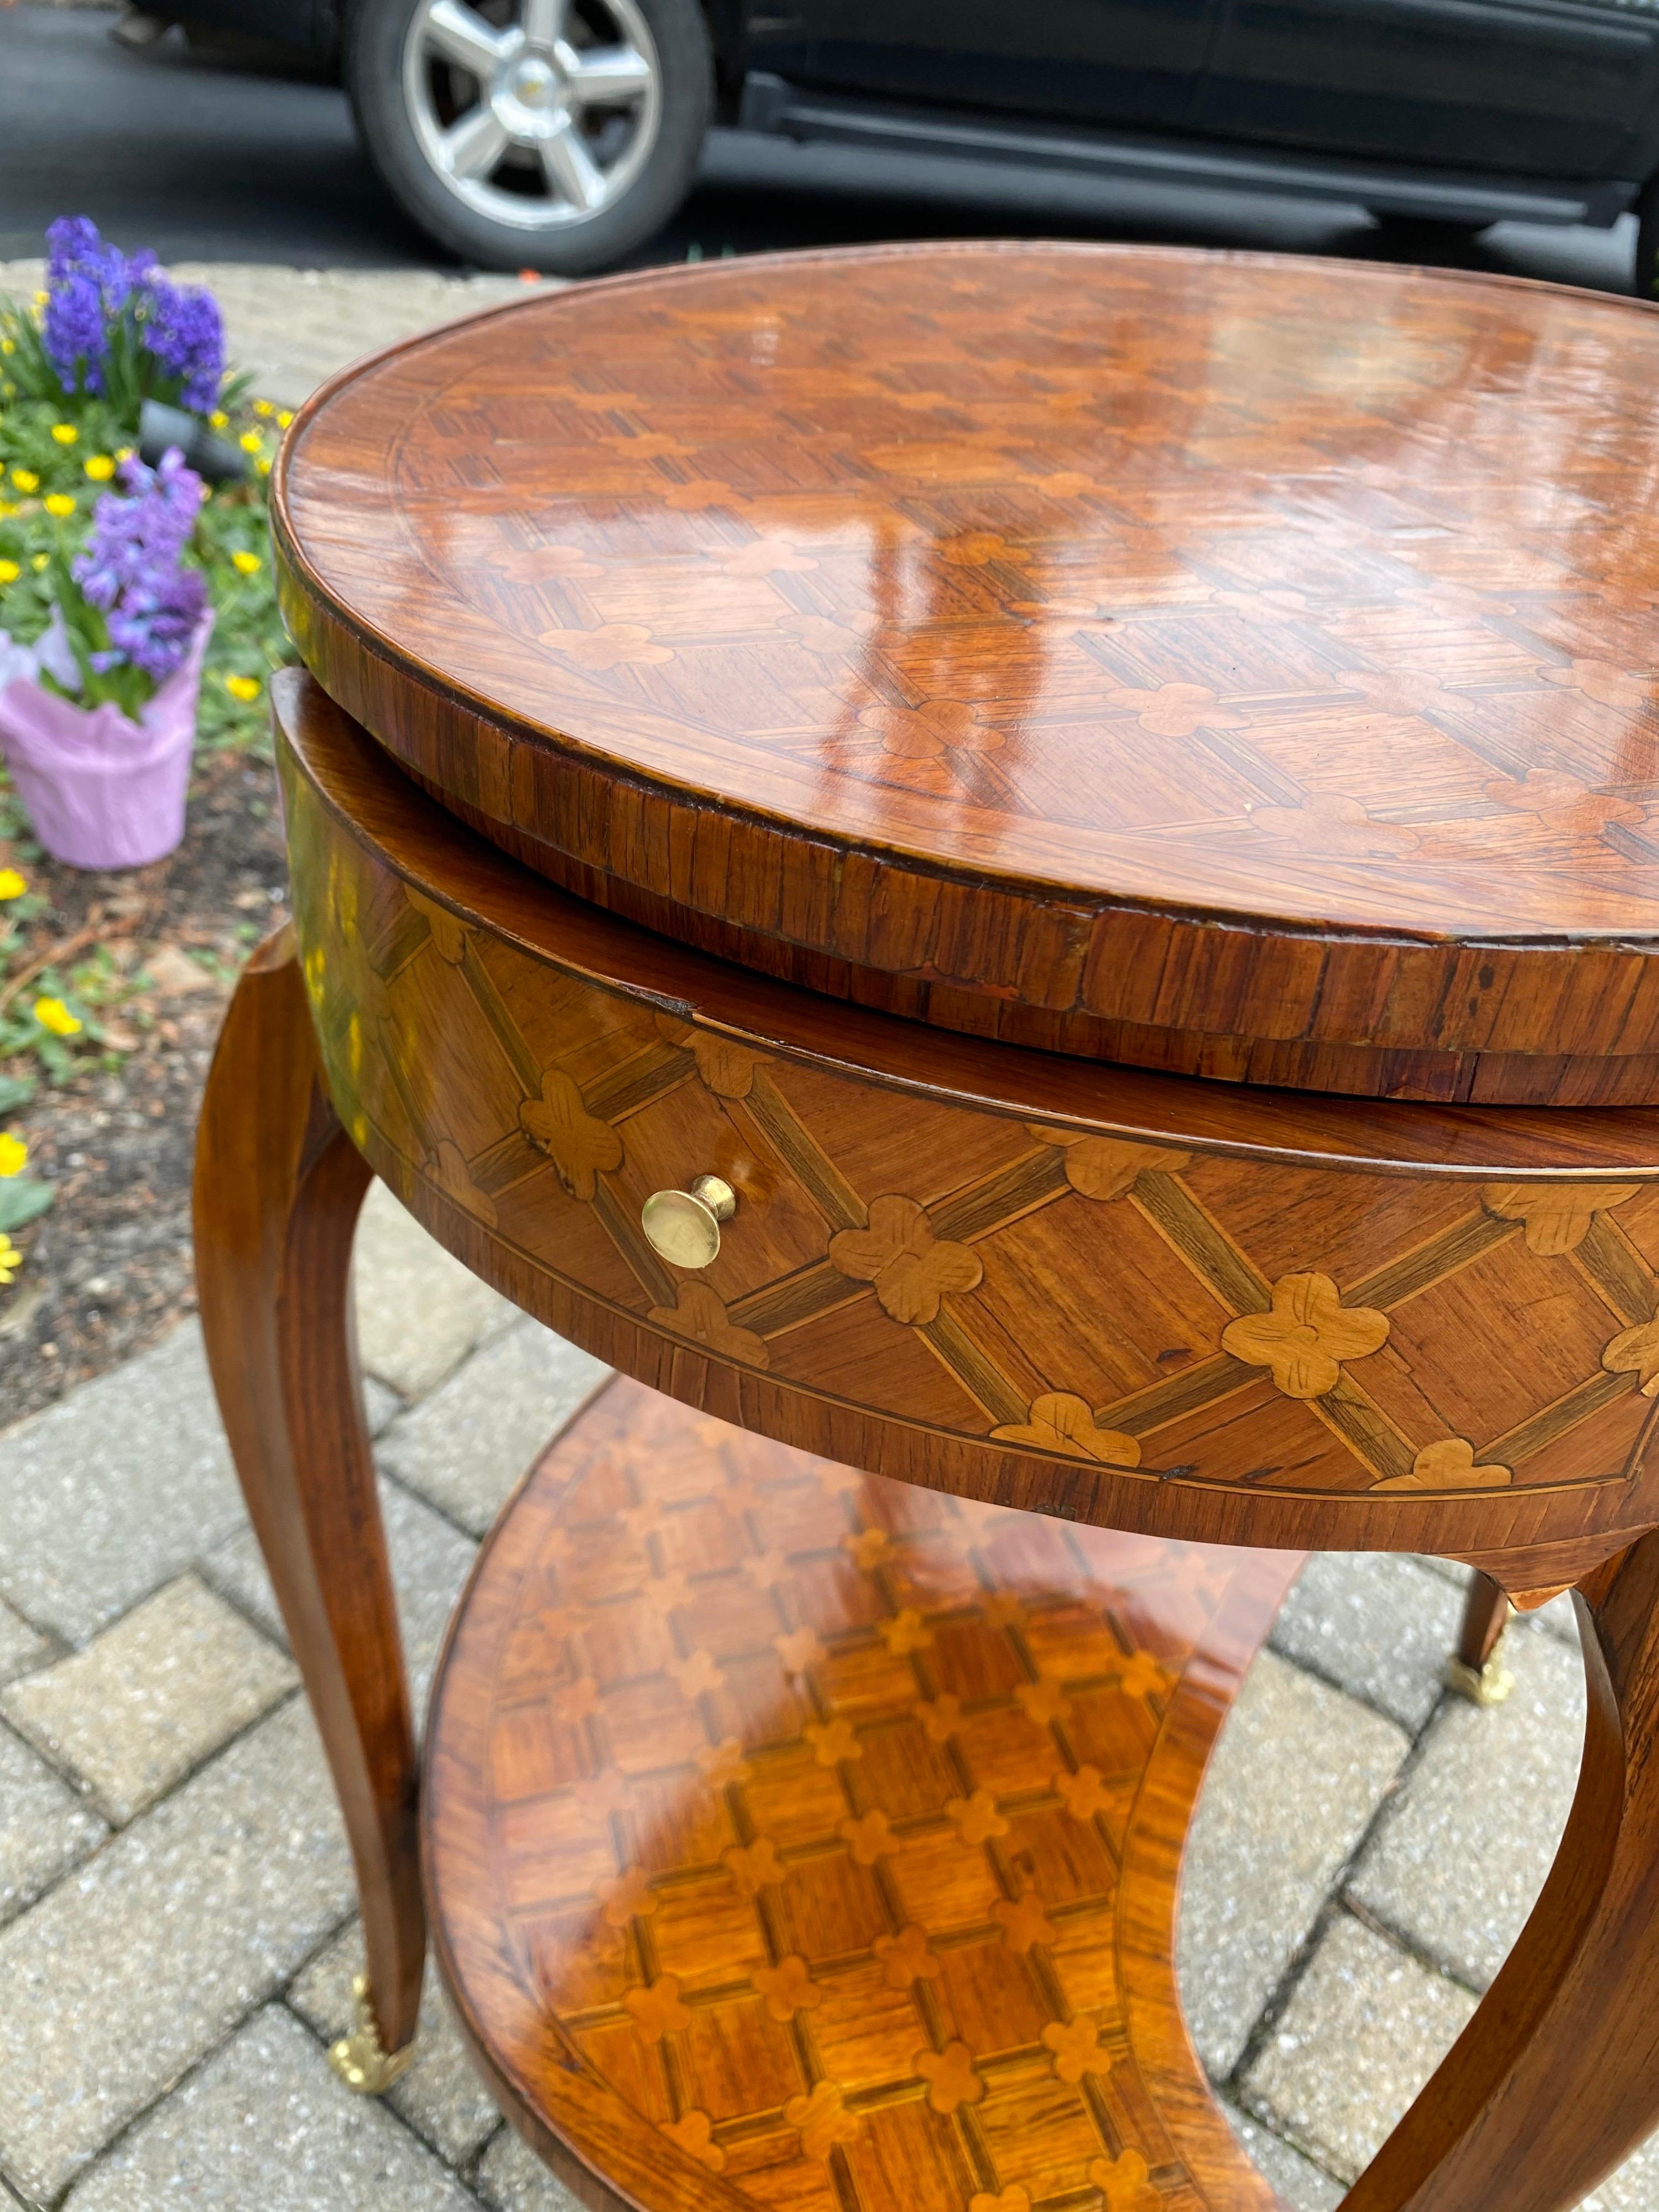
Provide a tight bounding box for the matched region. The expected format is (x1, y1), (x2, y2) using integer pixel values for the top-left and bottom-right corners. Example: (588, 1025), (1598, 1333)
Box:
(345, 0), (712, 275)
(1636, 175), (1659, 302)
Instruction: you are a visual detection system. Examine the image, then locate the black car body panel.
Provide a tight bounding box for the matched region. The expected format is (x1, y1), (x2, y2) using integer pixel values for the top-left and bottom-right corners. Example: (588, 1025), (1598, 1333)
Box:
(737, 72), (1638, 227)
(174, 0), (1659, 221)
(742, 0), (1219, 132)
(1198, 0), (1659, 177)
(181, 0), (338, 53)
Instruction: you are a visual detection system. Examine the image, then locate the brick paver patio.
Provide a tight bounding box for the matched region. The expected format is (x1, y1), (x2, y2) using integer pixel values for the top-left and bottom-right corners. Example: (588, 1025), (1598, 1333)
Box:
(0, 1182), (1642, 2212)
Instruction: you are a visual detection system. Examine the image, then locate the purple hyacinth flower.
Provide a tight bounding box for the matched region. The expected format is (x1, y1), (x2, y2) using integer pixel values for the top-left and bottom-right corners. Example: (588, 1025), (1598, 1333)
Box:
(70, 444), (207, 689)
(41, 215), (140, 395)
(44, 216), (105, 280)
(140, 274), (225, 414)
(43, 270), (107, 395)
(41, 217), (225, 414)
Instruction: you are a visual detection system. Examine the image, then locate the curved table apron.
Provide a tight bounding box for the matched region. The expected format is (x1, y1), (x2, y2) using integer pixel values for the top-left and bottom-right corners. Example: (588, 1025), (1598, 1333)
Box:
(193, 667), (1659, 2212)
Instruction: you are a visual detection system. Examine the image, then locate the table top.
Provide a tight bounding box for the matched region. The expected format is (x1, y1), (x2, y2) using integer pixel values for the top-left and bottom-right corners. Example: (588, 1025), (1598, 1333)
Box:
(276, 242), (1659, 1104)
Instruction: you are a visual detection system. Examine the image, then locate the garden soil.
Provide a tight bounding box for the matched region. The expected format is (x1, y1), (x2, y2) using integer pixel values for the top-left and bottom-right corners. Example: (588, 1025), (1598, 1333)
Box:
(0, 750), (288, 1422)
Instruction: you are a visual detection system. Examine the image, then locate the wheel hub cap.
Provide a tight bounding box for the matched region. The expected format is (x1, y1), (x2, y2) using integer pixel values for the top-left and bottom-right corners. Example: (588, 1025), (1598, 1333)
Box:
(406, 0), (664, 231)
(497, 48), (569, 135)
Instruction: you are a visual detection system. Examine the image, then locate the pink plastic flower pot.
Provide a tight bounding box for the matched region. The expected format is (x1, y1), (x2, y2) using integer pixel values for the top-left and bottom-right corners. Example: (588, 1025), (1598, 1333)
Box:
(0, 612), (213, 870)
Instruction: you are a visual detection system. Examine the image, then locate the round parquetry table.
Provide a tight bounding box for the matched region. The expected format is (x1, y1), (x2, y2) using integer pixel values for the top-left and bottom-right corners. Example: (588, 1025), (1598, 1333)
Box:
(196, 243), (1659, 2212)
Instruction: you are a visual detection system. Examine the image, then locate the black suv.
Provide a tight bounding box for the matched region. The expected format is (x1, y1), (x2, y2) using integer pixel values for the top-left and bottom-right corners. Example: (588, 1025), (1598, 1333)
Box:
(171, 0), (1659, 285)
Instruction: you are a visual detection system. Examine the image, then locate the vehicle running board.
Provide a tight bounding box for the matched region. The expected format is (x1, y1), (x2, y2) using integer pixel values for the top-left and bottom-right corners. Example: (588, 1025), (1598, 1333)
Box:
(735, 73), (1634, 231)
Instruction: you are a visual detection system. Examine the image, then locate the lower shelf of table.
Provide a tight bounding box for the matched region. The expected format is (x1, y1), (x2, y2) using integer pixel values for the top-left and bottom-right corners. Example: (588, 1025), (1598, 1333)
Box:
(424, 1378), (1302, 2212)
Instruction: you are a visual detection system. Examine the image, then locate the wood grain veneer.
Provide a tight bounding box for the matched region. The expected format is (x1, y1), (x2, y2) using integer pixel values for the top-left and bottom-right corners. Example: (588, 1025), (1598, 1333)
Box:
(275, 667), (1659, 1585)
(423, 1376), (1297, 2212)
(275, 242), (1659, 1104)
(204, 247), (1659, 2212)
(194, 923), (425, 2057)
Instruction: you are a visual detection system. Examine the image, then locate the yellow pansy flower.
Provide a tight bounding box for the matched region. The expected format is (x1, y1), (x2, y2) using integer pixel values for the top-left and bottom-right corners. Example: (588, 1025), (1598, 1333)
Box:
(50, 423), (76, 445)
(85, 455), (115, 482)
(209, 410), (228, 430)
(115, 446), (133, 462)
(0, 1233), (20, 1286)
(257, 458), (272, 477)
(225, 673), (262, 702)
(231, 549), (260, 576)
(0, 338), (13, 356)
(0, 869), (25, 899)
(254, 399), (273, 416)
(0, 1133), (26, 1178)
(44, 494), (75, 518)
(33, 997), (81, 1037)
(11, 468), (38, 492)
(0, 560), (18, 585)
(31, 554), (47, 572)
(32, 290), (48, 307)
(238, 431), (262, 454)
(276, 410), (293, 427)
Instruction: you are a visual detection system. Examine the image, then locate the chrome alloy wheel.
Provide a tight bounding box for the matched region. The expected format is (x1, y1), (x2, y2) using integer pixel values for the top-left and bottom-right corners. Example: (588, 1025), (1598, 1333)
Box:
(404, 0), (662, 233)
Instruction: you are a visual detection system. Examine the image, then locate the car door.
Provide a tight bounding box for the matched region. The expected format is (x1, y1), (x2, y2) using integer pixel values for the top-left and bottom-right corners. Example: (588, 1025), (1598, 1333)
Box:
(170, 0), (328, 50)
(1192, 0), (1659, 178)
(744, 0), (1222, 133)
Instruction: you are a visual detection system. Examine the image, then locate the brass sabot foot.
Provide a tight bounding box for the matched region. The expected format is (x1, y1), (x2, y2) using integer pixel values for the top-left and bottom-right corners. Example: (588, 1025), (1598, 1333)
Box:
(328, 1974), (416, 2094)
(1445, 1653), (1515, 1707)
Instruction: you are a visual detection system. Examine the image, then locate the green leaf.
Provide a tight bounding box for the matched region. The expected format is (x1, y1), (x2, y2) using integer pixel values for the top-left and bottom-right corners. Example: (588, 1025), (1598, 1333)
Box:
(0, 1176), (53, 1232)
(0, 1074), (35, 1114)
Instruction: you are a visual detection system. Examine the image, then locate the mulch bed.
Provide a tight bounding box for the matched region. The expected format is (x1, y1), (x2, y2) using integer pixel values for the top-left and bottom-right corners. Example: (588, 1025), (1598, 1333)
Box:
(1, 752), (289, 1423)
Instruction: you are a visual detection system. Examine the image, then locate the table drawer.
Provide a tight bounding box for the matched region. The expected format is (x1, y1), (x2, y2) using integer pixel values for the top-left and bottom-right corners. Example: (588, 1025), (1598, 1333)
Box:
(280, 671), (1659, 1578)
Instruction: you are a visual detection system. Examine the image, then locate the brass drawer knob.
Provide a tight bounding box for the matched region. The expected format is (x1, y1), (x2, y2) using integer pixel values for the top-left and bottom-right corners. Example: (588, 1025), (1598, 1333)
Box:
(641, 1175), (737, 1270)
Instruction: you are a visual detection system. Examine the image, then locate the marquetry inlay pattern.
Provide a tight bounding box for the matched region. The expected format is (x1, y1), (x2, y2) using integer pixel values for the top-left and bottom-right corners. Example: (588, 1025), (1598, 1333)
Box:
(278, 245), (1659, 1102)
(425, 1380), (1298, 2212)
(285, 742), (1659, 1512)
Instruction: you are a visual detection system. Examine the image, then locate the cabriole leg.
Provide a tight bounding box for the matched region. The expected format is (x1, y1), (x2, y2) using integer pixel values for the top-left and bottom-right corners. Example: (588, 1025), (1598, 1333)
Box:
(1343, 1532), (1659, 2212)
(1445, 1570), (1512, 1706)
(193, 922), (422, 2086)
